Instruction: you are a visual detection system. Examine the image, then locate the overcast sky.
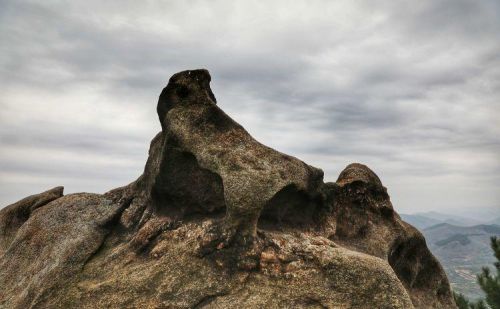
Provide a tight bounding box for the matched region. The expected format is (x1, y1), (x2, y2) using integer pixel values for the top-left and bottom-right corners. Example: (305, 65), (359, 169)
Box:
(0, 0), (499, 217)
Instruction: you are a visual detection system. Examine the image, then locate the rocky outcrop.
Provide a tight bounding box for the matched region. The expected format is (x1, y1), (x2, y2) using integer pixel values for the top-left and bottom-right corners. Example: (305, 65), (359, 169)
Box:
(0, 69), (456, 308)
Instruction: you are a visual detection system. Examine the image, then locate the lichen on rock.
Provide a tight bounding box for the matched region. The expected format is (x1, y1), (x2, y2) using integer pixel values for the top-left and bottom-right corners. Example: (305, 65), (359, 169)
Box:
(0, 69), (457, 308)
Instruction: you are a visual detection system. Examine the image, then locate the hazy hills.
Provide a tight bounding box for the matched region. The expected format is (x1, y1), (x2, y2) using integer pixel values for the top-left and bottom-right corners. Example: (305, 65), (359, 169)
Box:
(401, 212), (483, 230)
(402, 211), (500, 300)
(486, 216), (500, 226)
(424, 223), (500, 300)
(415, 221), (500, 300)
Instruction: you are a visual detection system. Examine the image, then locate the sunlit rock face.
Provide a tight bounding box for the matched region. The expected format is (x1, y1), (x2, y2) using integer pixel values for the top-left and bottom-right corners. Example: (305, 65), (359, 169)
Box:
(0, 69), (456, 309)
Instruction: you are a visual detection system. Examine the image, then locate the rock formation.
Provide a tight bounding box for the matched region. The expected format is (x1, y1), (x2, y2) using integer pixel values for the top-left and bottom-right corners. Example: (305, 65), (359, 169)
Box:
(0, 69), (456, 308)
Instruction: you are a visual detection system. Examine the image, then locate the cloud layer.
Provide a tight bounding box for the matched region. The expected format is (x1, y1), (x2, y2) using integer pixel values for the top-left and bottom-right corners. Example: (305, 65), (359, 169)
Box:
(1, 0), (499, 214)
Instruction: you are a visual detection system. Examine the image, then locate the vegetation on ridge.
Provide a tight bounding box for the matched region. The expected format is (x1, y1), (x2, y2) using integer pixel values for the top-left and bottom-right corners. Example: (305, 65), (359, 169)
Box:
(454, 236), (500, 309)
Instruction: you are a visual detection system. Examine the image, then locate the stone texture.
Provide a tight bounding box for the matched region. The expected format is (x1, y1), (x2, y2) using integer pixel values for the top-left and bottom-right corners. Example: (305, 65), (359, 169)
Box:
(0, 69), (456, 308)
(0, 186), (63, 255)
(330, 163), (454, 308)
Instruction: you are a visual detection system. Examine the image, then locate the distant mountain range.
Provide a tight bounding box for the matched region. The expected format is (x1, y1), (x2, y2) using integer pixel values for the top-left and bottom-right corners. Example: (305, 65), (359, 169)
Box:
(487, 216), (500, 225)
(418, 223), (500, 300)
(401, 211), (500, 300)
(400, 212), (484, 229)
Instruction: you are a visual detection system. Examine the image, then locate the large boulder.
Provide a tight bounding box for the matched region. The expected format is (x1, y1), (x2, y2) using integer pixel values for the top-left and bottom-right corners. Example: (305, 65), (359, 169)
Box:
(0, 69), (456, 308)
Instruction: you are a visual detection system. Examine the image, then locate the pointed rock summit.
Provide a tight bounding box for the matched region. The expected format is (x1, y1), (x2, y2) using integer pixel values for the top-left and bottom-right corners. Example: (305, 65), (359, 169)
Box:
(0, 69), (456, 308)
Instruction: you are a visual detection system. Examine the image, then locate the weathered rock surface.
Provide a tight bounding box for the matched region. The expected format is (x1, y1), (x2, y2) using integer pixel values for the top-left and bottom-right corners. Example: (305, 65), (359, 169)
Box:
(0, 69), (456, 308)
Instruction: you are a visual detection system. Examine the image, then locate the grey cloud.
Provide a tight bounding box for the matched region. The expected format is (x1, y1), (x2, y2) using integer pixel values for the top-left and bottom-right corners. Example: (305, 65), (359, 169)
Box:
(0, 0), (499, 215)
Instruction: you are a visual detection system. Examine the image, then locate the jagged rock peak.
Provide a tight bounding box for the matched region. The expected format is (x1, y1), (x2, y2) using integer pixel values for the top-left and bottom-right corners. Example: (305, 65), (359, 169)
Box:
(0, 69), (457, 309)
